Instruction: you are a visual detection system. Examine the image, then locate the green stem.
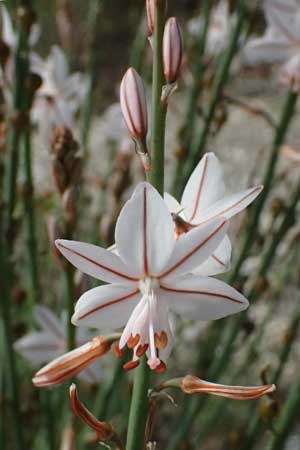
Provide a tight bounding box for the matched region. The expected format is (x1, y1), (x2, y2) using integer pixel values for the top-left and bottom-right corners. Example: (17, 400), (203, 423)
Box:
(178, 0), (245, 193)
(228, 89), (298, 284)
(65, 265), (76, 350)
(126, 2), (166, 450)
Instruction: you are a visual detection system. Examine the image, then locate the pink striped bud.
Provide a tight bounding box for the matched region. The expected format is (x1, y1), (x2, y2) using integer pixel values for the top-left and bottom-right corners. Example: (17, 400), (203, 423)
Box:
(120, 68), (148, 140)
(146, 0), (155, 36)
(70, 384), (114, 441)
(32, 335), (118, 387)
(163, 17), (183, 84)
(181, 376), (275, 401)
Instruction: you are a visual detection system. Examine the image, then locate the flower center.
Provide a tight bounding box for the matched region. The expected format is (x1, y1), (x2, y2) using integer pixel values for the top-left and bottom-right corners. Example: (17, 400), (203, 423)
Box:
(138, 277), (160, 295)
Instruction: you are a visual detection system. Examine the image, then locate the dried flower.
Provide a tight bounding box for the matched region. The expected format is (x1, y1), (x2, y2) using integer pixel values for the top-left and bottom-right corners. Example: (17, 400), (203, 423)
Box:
(32, 334), (116, 387)
(181, 375), (276, 400)
(165, 152), (262, 276)
(163, 17), (183, 84)
(55, 182), (249, 372)
(70, 384), (114, 441)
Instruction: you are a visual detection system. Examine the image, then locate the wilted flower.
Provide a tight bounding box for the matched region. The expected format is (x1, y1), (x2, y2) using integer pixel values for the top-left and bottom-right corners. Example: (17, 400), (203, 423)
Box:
(55, 182), (249, 372)
(243, 0), (300, 91)
(181, 375), (276, 400)
(31, 46), (87, 141)
(15, 305), (101, 385)
(188, 1), (232, 56)
(69, 384), (114, 441)
(163, 17), (183, 84)
(165, 152), (262, 276)
(32, 332), (116, 387)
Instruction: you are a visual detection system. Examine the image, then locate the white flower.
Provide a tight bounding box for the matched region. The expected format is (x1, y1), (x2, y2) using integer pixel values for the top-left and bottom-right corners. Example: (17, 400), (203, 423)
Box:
(188, 1), (232, 55)
(164, 153), (263, 277)
(14, 305), (101, 385)
(31, 46), (87, 141)
(55, 182), (249, 372)
(243, 0), (300, 91)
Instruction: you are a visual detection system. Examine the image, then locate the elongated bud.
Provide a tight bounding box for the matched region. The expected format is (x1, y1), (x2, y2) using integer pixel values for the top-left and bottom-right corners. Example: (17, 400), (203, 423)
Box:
(181, 376), (275, 400)
(70, 384), (114, 441)
(120, 68), (148, 140)
(33, 335), (119, 387)
(146, 0), (155, 36)
(163, 17), (183, 84)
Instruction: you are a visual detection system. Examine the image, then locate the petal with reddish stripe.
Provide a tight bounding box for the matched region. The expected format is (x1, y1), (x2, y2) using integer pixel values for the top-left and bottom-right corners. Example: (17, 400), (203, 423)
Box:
(115, 182), (175, 276)
(196, 185), (263, 224)
(72, 284), (141, 329)
(161, 274), (248, 321)
(192, 235), (232, 277)
(55, 239), (139, 284)
(181, 153), (225, 223)
(158, 218), (228, 281)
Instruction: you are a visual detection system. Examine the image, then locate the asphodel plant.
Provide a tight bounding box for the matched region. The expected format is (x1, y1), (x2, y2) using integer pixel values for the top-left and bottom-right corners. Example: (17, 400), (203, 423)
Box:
(32, 2), (275, 449)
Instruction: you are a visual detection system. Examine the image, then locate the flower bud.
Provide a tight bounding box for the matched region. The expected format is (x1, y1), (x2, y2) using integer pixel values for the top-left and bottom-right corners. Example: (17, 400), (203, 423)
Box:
(146, 0), (155, 36)
(181, 376), (275, 400)
(62, 186), (77, 227)
(69, 384), (114, 441)
(120, 68), (148, 140)
(163, 17), (183, 84)
(32, 335), (116, 387)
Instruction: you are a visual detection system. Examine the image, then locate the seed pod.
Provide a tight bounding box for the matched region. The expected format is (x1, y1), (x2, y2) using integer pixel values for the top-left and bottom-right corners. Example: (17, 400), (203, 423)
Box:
(120, 68), (148, 140)
(163, 17), (183, 83)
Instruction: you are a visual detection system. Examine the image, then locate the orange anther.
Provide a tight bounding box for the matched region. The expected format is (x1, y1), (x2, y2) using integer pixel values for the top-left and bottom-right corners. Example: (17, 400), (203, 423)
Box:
(136, 343), (149, 357)
(123, 360), (140, 371)
(113, 344), (124, 359)
(127, 334), (140, 349)
(154, 361), (167, 373)
(155, 331), (168, 350)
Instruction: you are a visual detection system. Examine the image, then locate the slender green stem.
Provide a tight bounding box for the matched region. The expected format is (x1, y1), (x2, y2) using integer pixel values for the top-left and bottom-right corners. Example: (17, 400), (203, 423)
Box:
(228, 90), (298, 284)
(65, 265), (76, 350)
(96, 356), (125, 419)
(126, 3), (166, 450)
(149, 0), (167, 194)
(178, 0), (245, 194)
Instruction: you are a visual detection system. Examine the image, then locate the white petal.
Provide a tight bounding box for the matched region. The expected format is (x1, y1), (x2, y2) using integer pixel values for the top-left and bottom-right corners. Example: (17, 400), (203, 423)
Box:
(243, 37), (290, 65)
(14, 332), (63, 366)
(55, 239), (139, 284)
(197, 186), (263, 224)
(159, 218), (228, 281)
(34, 305), (65, 339)
(72, 284), (141, 329)
(119, 295), (148, 348)
(264, 0), (300, 42)
(164, 192), (182, 215)
(1, 6), (16, 48)
(115, 182), (176, 276)
(49, 46), (69, 88)
(193, 235), (232, 277)
(161, 275), (248, 321)
(181, 153), (225, 223)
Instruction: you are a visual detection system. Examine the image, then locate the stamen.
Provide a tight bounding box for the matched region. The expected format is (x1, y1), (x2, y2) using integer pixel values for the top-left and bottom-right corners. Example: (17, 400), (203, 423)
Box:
(123, 360), (140, 371)
(155, 331), (168, 350)
(113, 344), (124, 358)
(136, 343), (149, 357)
(148, 357), (161, 370)
(127, 334), (140, 349)
(154, 361), (167, 373)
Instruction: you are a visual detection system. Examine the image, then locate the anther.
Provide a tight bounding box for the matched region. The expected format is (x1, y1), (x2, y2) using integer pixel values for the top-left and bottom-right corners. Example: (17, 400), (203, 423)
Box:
(127, 334), (140, 349)
(155, 331), (168, 350)
(113, 344), (124, 358)
(154, 361), (167, 374)
(123, 360), (140, 371)
(136, 343), (149, 357)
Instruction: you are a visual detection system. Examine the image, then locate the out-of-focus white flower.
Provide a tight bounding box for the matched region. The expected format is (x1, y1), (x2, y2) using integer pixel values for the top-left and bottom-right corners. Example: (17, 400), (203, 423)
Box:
(55, 182), (249, 372)
(243, 0), (300, 91)
(14, 305), (101, 385)
(188, 1), (232, 55)
(165, 153), (263, 276)
(31, 46), (87, 142)
(0, 5), (40, 106)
